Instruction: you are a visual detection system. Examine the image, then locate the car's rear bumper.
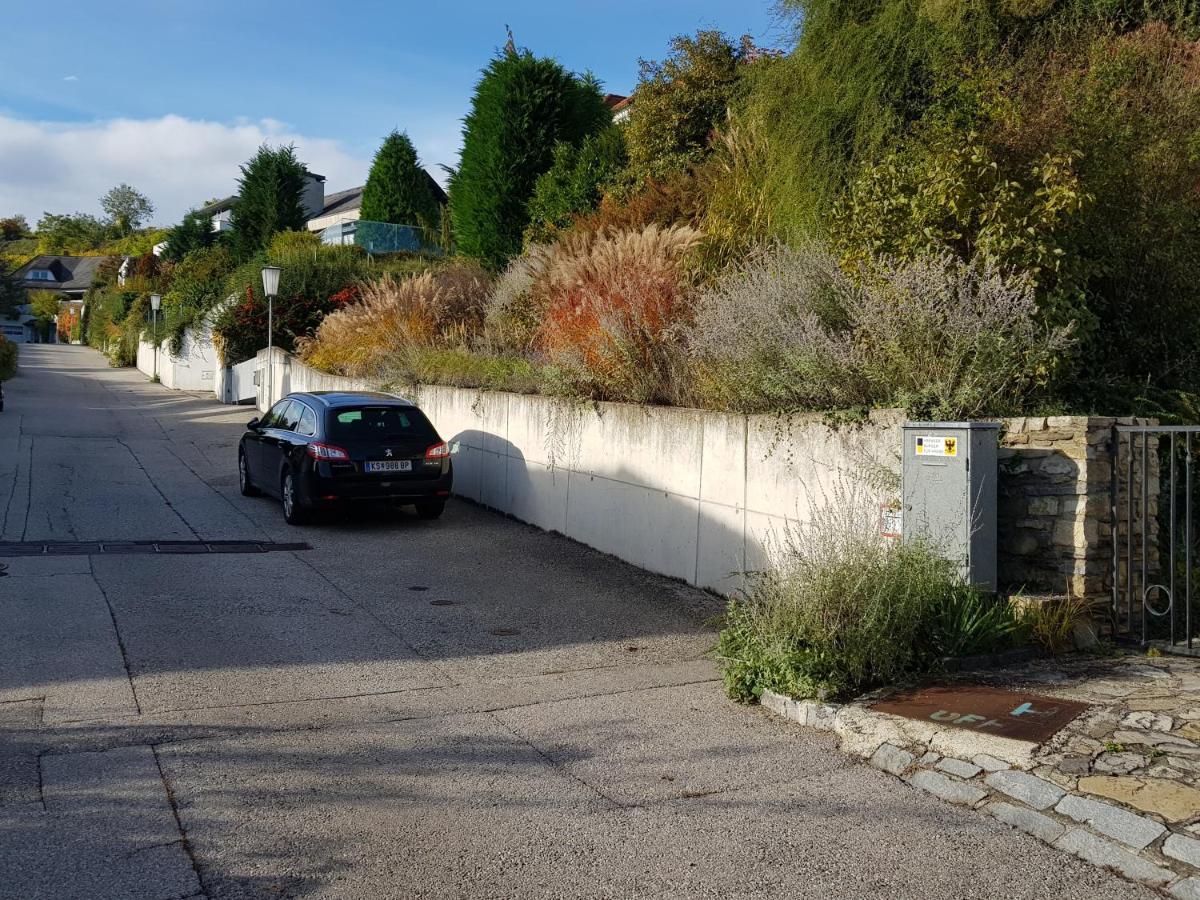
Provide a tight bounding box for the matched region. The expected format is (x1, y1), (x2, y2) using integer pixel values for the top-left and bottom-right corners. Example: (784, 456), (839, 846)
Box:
(299, 470), (453, 506)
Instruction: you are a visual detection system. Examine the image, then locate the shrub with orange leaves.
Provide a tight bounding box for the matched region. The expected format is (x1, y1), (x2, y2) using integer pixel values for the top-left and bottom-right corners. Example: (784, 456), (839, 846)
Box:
(535, 224), (702, 404)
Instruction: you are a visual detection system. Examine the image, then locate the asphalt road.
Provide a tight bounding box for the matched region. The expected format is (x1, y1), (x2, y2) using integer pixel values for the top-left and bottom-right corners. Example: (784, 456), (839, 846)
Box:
(0, 345), (1151, 899)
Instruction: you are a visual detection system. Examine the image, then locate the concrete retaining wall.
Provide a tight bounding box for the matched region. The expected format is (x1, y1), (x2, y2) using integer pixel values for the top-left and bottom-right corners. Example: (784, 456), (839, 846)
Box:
(240, 348), (1140, 600)
(135, 325), (219, 393)
(256, 348), (901, 594)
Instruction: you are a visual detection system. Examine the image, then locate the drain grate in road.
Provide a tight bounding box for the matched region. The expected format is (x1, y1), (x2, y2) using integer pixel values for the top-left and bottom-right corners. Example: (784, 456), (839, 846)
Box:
(0, 540), (311, 557)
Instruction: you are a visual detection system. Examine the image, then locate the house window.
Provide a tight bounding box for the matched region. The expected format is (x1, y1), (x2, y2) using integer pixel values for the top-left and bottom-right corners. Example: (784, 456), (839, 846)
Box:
(27, 270), (54, 281)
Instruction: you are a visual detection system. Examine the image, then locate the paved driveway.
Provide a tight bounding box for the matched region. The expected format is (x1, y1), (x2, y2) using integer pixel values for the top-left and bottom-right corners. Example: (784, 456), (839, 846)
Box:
(0, 345), (1150, 899)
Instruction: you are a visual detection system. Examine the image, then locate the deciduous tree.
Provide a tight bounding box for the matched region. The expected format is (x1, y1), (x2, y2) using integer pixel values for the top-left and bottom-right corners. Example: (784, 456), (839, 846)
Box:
(100, 184), (155, 235)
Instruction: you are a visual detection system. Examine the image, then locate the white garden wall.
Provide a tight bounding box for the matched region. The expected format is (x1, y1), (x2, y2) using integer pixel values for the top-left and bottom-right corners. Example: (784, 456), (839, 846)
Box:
(255, 347), (901, 594)
(136, 324), (219, 393)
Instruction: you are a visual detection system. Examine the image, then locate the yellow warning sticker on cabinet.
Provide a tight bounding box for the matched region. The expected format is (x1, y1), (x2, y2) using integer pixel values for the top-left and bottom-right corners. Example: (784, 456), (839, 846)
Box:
(915, 435), (958, 457)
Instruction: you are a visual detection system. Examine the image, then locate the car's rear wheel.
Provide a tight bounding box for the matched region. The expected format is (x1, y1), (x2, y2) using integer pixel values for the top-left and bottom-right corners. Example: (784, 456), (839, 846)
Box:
(415, 499), (445, 520)
(281, 469), (310, 525)
(238, 449), (260, 497)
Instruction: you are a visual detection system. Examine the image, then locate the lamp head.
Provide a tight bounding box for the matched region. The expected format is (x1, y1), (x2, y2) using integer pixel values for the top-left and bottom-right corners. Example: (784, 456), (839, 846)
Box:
(261, 266), (282, 298)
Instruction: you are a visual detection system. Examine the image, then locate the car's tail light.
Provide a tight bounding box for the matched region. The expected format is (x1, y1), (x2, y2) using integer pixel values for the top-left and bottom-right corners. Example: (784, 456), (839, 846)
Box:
(425, 442), (450, 460)
(307, 442), (350, 461)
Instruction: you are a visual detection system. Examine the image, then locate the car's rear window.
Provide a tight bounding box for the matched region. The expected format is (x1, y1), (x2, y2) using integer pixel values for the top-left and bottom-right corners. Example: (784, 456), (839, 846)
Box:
(327, 406), (435, 441)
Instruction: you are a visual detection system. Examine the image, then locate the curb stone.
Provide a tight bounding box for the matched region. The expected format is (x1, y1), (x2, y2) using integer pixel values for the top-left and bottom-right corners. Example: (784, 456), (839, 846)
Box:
(1054, 830), (1174, 888)
(1055, 794), (1166, 850)
(908, 770), (989, 807)
(757, 688), (1200, 893)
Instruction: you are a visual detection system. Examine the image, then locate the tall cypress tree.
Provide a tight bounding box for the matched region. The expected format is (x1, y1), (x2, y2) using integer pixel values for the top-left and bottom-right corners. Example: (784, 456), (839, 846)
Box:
(450, 45), (610, 268)
(228, 145), (308, 260)
(360, 131), (442, 232)
(160, 209), (216, 262)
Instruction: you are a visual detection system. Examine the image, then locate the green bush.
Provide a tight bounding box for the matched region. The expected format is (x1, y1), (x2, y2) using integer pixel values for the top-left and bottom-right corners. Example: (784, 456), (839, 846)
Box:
(160, 210), (217, 262)
(717, 489), (1022, 703)
(928, 588), (1024, 660)
(525, 126), (628, 243)
(227, 144), (309, 261)
(450, 45), (610, 268)
(212, 243), (369, 364)
(0, 335), (17, 381)
(158, 245), (236, 354)
(717, 497), (966, 702)
(623, 30), (750, 183)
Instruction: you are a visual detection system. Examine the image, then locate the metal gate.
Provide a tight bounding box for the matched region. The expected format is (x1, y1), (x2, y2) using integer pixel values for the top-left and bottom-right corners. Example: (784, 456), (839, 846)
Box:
(1111, 424), (1200, 651)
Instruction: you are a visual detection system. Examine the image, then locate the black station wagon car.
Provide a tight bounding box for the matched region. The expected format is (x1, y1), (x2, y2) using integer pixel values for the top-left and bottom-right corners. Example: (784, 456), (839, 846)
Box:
(238, 391), (453, 525)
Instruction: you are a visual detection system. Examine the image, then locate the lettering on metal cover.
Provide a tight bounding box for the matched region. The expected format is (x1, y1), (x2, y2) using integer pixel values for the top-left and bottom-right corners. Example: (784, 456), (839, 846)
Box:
(872, 685), (1088, 743)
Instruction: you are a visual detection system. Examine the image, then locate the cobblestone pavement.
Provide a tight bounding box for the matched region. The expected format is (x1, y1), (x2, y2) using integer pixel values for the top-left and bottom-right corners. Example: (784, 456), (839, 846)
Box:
(765, 650), (1200, 897)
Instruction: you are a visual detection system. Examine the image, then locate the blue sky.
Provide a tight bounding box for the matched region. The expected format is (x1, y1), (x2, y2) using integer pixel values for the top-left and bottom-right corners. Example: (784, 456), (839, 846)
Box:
(0, 0), (791, 226)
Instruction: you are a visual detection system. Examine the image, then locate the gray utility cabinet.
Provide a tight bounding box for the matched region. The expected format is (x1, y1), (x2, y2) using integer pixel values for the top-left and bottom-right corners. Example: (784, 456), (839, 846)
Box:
(901, 422), (999, 591)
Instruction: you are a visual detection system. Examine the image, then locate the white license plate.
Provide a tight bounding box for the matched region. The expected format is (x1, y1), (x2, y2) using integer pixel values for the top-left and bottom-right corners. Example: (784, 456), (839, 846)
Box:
(365, 460), (412, 473)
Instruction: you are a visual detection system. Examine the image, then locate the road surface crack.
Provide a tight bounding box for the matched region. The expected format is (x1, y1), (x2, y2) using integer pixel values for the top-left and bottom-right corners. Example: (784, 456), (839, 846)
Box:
(88, 555), (142, 715)
(114, 437), (202, 540)
(151, 744), (209, 898)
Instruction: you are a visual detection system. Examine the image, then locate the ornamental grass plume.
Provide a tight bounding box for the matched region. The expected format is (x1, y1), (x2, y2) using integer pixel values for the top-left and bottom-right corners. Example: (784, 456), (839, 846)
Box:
(535, 223), (702, 404)
(298, 263), (490, 378)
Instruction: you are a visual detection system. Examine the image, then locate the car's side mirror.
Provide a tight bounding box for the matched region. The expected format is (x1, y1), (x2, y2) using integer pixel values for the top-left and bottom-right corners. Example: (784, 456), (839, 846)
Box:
(247, 418), (261, 430)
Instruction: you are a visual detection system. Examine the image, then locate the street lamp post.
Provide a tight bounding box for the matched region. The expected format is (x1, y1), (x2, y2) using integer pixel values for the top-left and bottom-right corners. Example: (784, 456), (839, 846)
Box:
(149, 294), (161, 381)
(261, 266), (282, 405)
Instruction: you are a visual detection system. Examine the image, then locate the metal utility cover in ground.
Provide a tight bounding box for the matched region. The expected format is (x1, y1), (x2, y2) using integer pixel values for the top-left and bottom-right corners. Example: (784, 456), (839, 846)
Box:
(873, 686), (1088, 743)
(902, 422), (999, 590)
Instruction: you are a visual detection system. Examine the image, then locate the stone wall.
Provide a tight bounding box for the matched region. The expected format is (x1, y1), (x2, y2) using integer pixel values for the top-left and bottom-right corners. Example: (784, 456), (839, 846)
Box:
(997, 416), (1157, 604)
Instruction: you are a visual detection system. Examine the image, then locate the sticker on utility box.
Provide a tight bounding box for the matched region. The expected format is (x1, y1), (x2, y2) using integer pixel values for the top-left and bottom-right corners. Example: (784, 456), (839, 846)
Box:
(915, 435), (957, 458)
(880, 505), (902, 538)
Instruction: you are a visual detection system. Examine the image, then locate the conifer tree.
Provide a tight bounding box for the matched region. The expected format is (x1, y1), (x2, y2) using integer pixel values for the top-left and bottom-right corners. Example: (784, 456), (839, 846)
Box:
(360, 131), (442, 233)
(228, 145), (308, 260)
(450, 43), (609, 268)
(160, 210), (215, 262)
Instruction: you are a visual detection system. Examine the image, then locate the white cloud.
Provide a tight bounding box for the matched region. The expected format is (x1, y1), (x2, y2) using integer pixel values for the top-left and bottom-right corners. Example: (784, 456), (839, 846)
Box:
(0, 114), (371, 227)
(62, 75), (79, 82)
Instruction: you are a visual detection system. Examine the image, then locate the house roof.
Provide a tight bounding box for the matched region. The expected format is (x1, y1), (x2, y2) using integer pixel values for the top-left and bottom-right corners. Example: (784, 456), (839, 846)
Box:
(320, 186), (365, 218)
(610, 95), (633, 115)
(14, 256), (112, 292)
(197, 196), (236, 217)
(603, 93), (628, 109)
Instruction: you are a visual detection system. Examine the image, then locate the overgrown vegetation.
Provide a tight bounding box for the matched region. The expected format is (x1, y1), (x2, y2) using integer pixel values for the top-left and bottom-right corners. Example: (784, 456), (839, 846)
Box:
(53, 10), (1200, 422)
(688, 245), (1074, 418)
(0, 335), (17, 381)
(716, 487), (1025, 702)
(714, 478), (1068, 703)
(0, 259), (24, 318)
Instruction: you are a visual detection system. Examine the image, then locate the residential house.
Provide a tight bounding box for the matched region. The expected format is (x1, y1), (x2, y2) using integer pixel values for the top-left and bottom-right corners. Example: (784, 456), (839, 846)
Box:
(188, 164), (449, 252)
(604, 93), (633, 123)
(3, 256), (112, 343)
(0, 305), (36, 343)
(15, 256), (108, 299)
